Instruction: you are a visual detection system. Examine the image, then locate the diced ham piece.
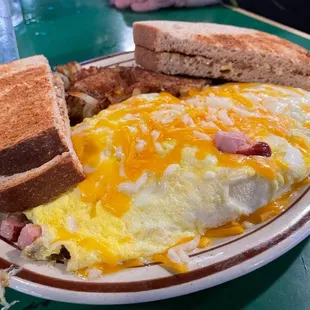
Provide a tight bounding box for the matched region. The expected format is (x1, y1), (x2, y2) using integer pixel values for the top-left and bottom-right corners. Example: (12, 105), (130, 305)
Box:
(7, 213), (29, 224)
(237, 141), (272, 157)
(214, 131), (272, 157)
(0, 221), (21, 242)
(215, 131), (250, 153)
(0, 213), (29, 242)
(17, 224), (42, 250)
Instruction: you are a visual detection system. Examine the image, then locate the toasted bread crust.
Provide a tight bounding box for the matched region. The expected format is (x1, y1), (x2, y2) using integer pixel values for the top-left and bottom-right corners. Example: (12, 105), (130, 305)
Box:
(0, 56), (70, 176)
(0, 152), (84, 213)
(133, 21), (310, 86)
(0, 56), (85, 212)
(0, 55), (48, 78)
(133, 21), (309, 64)
(0, 128), (68, 176)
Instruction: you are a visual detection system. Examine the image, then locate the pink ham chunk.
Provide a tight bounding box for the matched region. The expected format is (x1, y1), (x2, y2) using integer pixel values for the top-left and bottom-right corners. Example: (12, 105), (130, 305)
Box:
(237, 141), (272, 157)
(0, 213), (29, 242)
(214, 131), (272, 157)
(17, 224), (42, 250)
(215, 131), (250, 153)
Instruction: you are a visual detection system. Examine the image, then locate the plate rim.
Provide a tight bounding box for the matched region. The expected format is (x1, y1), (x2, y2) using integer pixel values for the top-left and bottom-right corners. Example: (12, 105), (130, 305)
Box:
(80, 50), (134, 66)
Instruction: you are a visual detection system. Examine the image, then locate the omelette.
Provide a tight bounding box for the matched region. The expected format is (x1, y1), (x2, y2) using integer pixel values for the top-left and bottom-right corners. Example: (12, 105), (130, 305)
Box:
(24, 83), (310, 277)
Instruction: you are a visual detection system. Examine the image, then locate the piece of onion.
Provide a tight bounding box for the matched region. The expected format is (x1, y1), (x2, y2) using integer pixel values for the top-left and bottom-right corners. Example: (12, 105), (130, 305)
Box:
(69, 92), (99, 118)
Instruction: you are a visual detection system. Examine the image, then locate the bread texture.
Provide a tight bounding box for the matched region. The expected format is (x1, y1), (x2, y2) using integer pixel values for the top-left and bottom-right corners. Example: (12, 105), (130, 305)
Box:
(133, 21), (310, 90)
(135, 46), (310, 90)
(0, 55), (70, 176)
(0, 55), (85, 212)
(0, 152), (84, 212)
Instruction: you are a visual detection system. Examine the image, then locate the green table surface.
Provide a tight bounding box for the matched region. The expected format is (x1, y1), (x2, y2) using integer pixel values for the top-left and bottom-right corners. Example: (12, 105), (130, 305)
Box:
(9, 1), (310, 309)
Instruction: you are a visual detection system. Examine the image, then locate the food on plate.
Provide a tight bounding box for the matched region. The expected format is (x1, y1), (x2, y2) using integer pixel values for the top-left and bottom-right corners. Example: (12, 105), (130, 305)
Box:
(55, 62), (209, 123)
(4, 83), (309, 277)
(0, 55), (84, 213)
(0, 266), (21, 310)
(134, 21), (310, 90)
(0, 213), (29, 242)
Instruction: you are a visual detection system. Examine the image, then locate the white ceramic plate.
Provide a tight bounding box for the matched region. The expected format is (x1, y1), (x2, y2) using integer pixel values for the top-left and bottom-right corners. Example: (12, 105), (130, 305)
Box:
(1, 52), (310, 305)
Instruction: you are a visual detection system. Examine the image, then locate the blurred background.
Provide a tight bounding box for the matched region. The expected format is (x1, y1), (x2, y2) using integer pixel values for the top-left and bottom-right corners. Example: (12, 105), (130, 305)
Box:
(225, 0), (309, 34)
(1, 0), (309, 66)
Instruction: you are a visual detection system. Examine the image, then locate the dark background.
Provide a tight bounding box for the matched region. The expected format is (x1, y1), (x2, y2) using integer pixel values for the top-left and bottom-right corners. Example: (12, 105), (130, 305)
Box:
(224, 0), (310, 34)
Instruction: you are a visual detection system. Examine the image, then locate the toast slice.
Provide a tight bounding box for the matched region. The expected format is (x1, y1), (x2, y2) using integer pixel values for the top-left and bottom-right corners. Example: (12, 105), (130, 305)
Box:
(0, 152), (84, 213)
(133, 21), (310, 90)
(0, 55), (71, 175)
(0, 56), (84, 212)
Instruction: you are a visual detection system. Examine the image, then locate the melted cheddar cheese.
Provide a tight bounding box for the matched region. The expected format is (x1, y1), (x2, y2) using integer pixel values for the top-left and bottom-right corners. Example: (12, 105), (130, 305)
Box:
(25, 83), (310, 277)
(72, 84), (310, 217)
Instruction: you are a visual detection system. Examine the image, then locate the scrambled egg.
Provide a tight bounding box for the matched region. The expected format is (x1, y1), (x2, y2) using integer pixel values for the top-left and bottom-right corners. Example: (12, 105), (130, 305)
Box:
(25, 83), (310, 275)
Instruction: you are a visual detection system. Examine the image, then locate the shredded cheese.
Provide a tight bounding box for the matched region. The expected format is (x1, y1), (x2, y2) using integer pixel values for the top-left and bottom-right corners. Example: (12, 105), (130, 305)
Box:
(163, 164), (179, 176)
(181, 114), (195, 127)
(135, 139), (147, 153)
(167, 236), (200, 264)
(118, 172), (148, 194)
(193, 130), (211, 140)
(139, 124), (148, 134)
(67, 216), (78, 233)
(72, 85), (310, 218)
(218, 109), (234, 125)
(204, 171), (217, 180)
